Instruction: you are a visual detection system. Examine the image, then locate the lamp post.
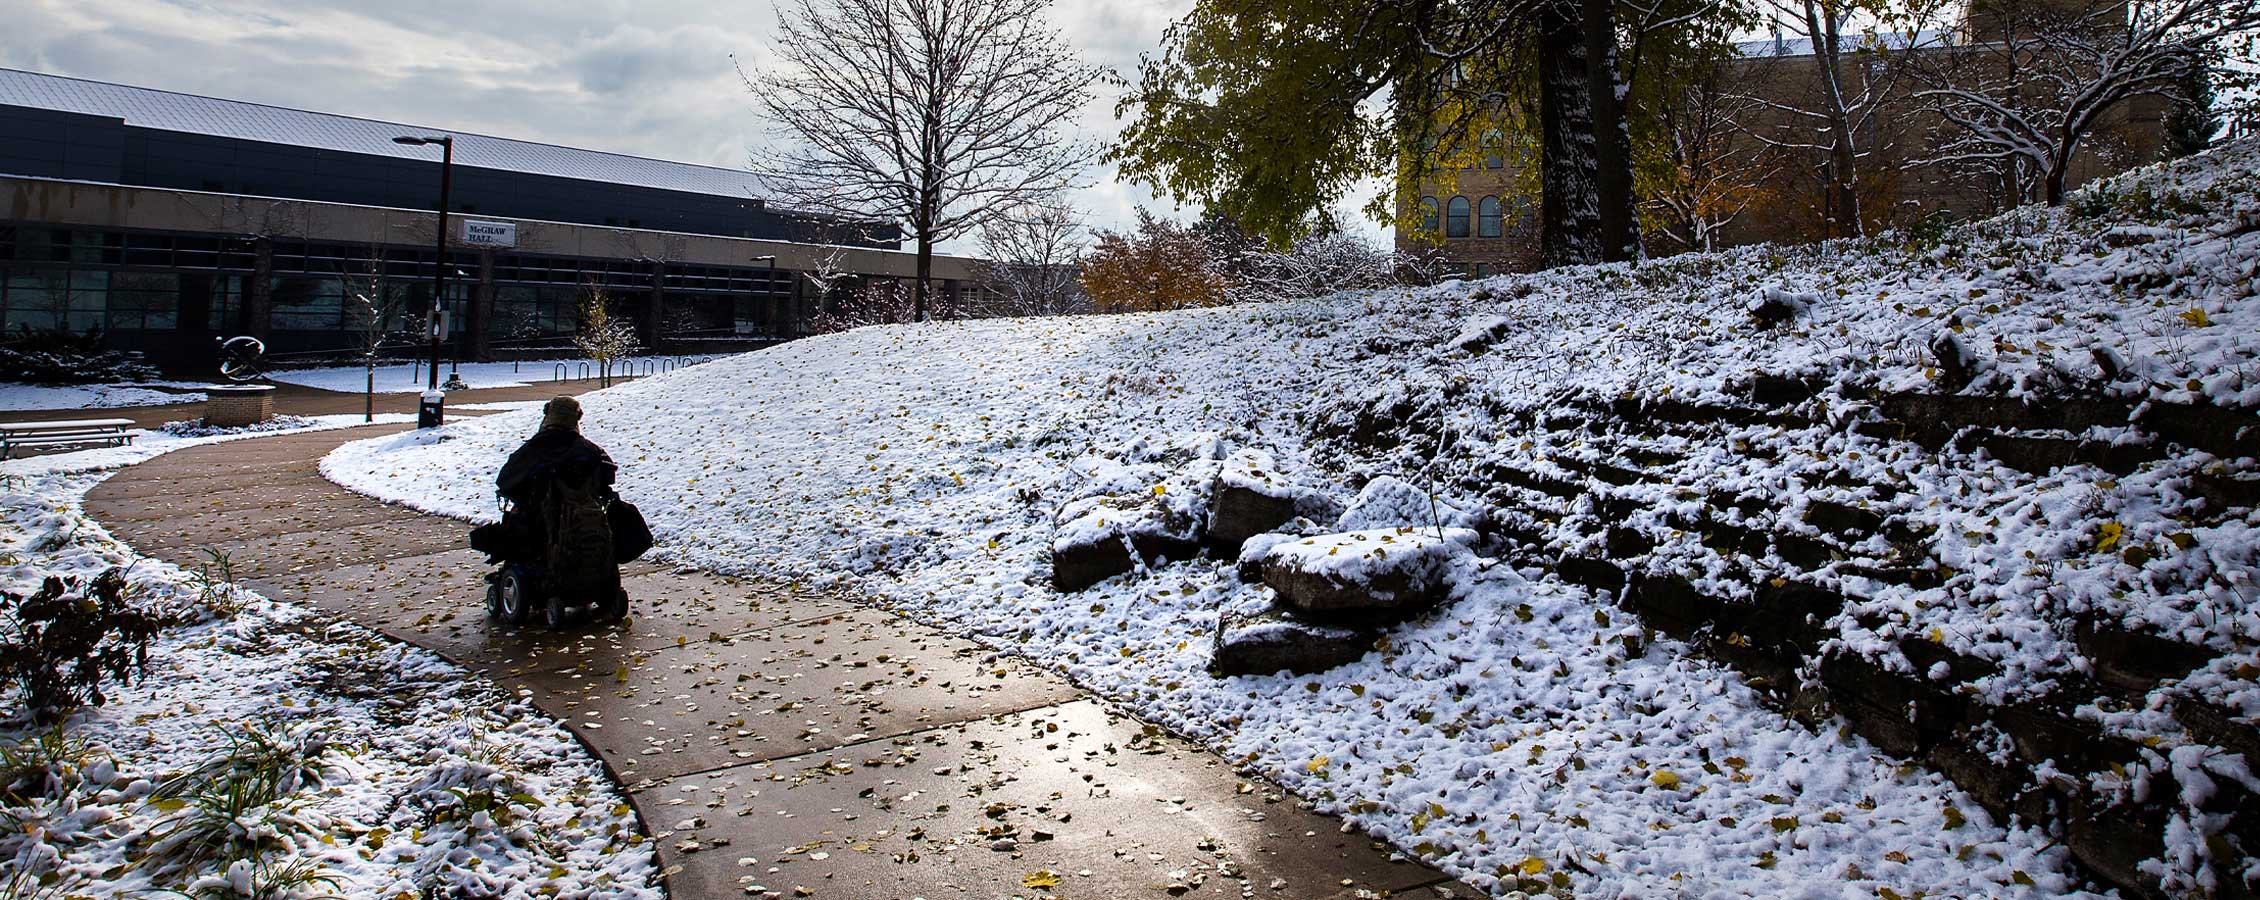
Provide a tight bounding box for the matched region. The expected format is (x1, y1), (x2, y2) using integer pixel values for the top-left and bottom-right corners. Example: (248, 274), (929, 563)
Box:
(751, 255), (777, 339)
(394, 134), (454, 427)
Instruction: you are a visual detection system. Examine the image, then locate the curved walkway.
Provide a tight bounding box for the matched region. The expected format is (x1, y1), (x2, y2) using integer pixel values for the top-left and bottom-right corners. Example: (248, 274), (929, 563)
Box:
(87, 422), (1469, 900)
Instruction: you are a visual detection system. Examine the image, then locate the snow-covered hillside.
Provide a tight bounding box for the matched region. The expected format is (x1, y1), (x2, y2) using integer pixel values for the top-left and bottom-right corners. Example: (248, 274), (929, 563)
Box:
(326, 140), (2260, 897)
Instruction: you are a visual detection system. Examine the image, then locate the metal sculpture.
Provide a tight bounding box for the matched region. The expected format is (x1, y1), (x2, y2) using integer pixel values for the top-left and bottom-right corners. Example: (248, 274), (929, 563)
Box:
(216, 335), (268, 383)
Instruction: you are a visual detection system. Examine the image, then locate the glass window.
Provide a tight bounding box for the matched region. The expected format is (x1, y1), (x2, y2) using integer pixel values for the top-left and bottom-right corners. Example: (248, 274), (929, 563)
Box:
(106, 271), (180, 332)
(1419, 197), (1440, 234)
(1478, 196), (1503, 238)
(1446, 197), (1471, 238)
(271, 276), (346, 331)
(209, 276), (243, 332)
(67, 231), (119, 265)
(1482, 130), (1505, 169)
(7, 230), (55, 263)
(4, 268), (68, 333)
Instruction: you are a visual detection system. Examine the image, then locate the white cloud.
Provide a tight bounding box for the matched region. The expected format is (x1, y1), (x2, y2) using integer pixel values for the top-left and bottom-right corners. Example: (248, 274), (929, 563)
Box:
(2, 0), (1393, 253)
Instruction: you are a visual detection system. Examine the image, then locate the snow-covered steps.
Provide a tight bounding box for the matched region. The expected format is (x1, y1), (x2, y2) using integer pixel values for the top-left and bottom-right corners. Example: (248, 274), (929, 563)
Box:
(1439, 377), (2260, 899)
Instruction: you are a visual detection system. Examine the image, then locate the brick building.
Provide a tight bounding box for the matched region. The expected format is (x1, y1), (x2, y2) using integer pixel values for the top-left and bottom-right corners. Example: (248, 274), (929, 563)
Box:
(1400, 2), (2176, 275)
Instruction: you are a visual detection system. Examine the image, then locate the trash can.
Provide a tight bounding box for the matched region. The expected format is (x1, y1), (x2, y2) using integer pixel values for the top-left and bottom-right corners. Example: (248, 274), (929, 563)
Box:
(417, 389), (445, 429)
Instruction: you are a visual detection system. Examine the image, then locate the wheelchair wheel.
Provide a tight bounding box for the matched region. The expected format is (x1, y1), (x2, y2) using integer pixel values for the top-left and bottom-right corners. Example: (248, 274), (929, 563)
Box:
(544, 592), (570, 629)
(493, 565), (534, 625)
(600, 586), (629, 623)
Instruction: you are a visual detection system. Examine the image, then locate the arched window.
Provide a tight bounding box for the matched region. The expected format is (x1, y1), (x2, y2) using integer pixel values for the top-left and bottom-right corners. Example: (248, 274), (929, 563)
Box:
(1446, 196), (1471, 238)
(1482, 130), (1506, 169)
(1477, 196), (1503, 237)
(1419, 197), (1440, 234)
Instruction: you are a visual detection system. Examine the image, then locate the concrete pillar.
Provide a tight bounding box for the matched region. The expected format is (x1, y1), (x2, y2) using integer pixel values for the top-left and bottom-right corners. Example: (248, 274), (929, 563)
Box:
(242, 236), (273, 339)
(642, 264), (665, 351)
(465, 250), (495, 361)
(788, 268), (805, 339)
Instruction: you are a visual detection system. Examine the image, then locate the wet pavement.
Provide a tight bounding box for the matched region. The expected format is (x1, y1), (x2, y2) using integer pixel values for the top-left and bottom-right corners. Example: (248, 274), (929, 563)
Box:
(84, 411), (1474, 900)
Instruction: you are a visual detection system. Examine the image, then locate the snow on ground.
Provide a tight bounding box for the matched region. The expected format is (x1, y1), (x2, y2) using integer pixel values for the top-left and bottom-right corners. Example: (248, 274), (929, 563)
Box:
(1, 415), (413, 479)
(0, 382), (205, 411)
(323, 320), (2091, 900)
(323, 142), (2260, 897)
(269, 356), (725, 394)
(1, 434), (658, 899)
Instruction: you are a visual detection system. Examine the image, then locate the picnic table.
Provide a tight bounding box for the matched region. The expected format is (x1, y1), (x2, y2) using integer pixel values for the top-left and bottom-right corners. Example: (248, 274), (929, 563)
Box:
(0, 418), (138, 458)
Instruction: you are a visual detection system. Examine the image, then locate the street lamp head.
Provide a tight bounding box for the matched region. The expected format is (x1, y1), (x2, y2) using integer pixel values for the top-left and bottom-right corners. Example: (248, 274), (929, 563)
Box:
(393, 135), (451, 146)
(751, 255), (777, 262)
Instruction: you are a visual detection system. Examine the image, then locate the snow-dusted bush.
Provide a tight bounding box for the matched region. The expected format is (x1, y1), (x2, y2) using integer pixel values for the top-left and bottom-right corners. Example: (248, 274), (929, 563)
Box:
(0, 328), (160, 386)
(0, 570), (162, 723)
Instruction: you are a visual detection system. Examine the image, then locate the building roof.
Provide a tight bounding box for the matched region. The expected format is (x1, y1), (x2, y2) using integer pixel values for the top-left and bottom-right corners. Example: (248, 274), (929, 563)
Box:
(0, 67), (771, 202)
(1733, 28), (1949, 58)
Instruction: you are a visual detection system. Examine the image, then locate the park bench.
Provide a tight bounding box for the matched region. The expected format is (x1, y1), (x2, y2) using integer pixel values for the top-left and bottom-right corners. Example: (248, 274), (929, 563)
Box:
(0, 418), (138, 458)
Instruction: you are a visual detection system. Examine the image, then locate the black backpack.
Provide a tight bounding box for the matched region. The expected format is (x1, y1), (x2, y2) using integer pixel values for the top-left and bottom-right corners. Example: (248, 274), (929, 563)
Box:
(545, 471), (618, 600)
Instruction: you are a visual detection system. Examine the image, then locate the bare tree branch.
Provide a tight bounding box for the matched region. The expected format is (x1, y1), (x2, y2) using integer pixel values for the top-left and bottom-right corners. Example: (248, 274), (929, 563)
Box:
(745, 0), (1104, 321)
(1901, 0), (2260, 205)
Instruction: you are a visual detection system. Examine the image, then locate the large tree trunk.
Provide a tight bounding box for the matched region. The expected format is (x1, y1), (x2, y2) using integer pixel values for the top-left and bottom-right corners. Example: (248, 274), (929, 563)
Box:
(913, 234), (934, 323)
(1534, 0), (1605, 268)
(1582, 0), (1640, 262)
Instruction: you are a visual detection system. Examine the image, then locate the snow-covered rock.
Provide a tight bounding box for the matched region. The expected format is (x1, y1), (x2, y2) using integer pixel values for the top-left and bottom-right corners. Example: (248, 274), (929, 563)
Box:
(1334, 475), (1463, 533)
(1211, 607), (1376, 677)
(1256, 528), (1474, 619)
(1205, 448), (1329, 550)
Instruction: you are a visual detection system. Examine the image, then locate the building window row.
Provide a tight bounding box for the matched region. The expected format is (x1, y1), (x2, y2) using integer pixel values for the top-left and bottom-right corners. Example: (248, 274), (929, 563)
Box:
(1420, 195), (1509, 239)
(0, 224), (825, 361)
(2, 264), (245, 334)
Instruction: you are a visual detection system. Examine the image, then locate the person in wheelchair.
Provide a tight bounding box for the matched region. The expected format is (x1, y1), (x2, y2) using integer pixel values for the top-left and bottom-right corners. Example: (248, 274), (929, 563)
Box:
(470, 396), (651, 627)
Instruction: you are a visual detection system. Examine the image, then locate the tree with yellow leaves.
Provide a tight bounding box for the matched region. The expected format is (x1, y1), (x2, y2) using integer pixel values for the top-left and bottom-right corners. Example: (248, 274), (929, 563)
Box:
(1080, 210), (1233, 313)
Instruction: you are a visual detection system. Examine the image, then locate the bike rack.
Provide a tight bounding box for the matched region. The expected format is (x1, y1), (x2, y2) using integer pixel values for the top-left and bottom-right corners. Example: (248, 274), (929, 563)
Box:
(553, 363), (568, 382)
(578, 361), (593, 380)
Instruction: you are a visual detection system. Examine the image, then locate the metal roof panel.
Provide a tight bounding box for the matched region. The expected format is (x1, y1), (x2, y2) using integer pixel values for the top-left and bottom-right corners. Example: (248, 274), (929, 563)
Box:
(0, 68), (769, 201)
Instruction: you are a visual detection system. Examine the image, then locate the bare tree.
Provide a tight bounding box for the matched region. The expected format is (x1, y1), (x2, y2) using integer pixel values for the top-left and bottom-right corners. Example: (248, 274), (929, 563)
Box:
(572, 283), (642, 387)
(973, 203), (1089, 317)
(801, 245), (854, 319)
(338, 248), (407, 423)
(611, 230), (692, 346)
(1651, 60), (1782, 253)
(807, 278), (919, 334)
(743, 0), (1103, 322)
(1732, 1), (1911, 237)
(1905, 0), (2260, 205)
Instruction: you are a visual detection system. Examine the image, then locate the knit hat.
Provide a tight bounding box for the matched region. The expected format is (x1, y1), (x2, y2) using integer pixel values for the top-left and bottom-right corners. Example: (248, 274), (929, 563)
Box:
(540, 396), (582, 432)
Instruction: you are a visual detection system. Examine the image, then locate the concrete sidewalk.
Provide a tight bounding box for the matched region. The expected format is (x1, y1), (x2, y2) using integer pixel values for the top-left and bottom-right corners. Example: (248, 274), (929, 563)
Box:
(0, 376), (636, 432)
(86, 423), (1473, 900)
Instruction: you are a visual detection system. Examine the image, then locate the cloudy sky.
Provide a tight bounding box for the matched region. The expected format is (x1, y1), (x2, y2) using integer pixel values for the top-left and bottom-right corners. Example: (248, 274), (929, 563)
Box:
(0, 0), (1370, 251)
